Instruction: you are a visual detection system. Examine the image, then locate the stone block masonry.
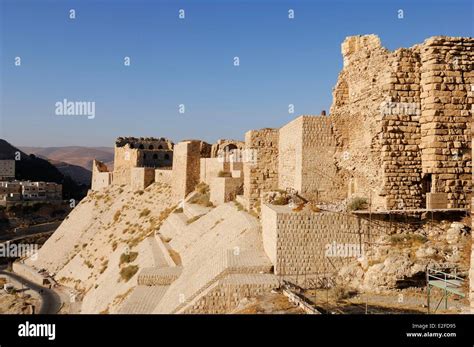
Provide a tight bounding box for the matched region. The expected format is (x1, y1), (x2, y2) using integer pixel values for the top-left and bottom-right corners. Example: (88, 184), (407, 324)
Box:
(426, 192), (448, 209)
(91, 159), (112, 191)
(471, 108), (474, 312)
(261, 203), (387, 277)
(210, 177), (243, 205)
(113, 137), (174, 186)
(154, 168), (172, 186)
(243, 128), (279, 210)
(278, 115), (341, 202)
(131, 167), (155, 191)
(331, 35), (473, 210)
(200, 158), (230, 185)
(419, 37), (473, 209)
(171, 140), (211, 203)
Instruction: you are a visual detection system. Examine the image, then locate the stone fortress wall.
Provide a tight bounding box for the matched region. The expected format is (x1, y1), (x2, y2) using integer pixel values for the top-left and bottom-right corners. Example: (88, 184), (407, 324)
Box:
(243, 128), (279, 209)
(279, 115), (342, 202)
(261, 203), (387, 276)
(91, 137), (174, 189)
(91, 35), (473, 213)
(88, 34), (474, 312)
(171, 140), (212, 204)
(113, 137), (174, 186)
(91, 159), (113, 191)
(471, 106), (474, 313)
(331, 35), (473, 210)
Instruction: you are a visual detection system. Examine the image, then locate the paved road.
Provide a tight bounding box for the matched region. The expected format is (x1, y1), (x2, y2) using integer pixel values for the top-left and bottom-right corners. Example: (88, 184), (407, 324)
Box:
(0, 221), (60, 242)
(0, 269), (61, 314)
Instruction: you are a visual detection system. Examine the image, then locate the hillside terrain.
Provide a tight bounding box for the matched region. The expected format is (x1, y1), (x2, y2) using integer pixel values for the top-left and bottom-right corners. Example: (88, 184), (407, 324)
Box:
(25, 182), (277, 314)
(19, 146), (114, 171)
(0, 139), (87, 200)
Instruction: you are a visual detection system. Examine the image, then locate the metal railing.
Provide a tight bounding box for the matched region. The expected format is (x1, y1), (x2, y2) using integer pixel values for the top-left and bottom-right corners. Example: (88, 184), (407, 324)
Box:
(426, 266), (465, 313)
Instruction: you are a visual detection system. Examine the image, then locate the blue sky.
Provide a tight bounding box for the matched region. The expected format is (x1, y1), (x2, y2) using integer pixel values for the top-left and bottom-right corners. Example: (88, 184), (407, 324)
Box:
(0, 0), (472, 147)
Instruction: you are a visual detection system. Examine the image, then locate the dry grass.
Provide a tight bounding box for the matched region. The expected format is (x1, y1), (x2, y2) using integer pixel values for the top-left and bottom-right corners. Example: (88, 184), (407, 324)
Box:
(139, 208), (151, 218)
(187, 215), (203, 225)
(347, 197), (368, 211)
(234, 201), (244, 211)
(119, 252), (138, 265)
(120, 265), (139, 282)
(100, 260), (109, 274)
(390, 234), (427, 246)
(113, 210), (121, 222)
(188, 183), (214, 207)
(218, 170), (232, 177)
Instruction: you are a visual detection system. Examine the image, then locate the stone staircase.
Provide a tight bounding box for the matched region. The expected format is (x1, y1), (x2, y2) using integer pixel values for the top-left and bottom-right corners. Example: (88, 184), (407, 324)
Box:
(157, 212), (188, 240)
(182, 202), (212, 220)
(118, 285), (168, 314)
(179, 273), (279, 314)
(154, 249), (273, 313)
(138, 267), (182, 286)
(119, 234), (182, 313)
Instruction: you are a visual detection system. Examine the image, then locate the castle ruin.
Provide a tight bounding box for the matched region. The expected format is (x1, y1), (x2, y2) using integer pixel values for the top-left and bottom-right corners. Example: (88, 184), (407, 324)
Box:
(89, 34), (474, 313)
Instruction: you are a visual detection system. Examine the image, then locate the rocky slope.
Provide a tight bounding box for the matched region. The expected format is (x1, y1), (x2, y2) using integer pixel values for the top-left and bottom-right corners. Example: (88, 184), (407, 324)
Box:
(337, 219), (471, 294)
(25, 182), (175, 313)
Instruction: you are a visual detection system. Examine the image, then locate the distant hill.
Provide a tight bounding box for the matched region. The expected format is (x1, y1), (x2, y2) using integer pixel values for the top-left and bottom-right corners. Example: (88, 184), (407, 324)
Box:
(19, 146), (114, 171)
(0, 139), (88, 200)
(49, 159), (92, 186)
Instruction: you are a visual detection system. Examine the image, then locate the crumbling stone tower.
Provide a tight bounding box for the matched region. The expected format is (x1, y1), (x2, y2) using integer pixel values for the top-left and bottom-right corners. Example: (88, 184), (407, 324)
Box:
(331, 35), (473, 210)
(243, 128), (279, 210)
(171, 140), (211, 203)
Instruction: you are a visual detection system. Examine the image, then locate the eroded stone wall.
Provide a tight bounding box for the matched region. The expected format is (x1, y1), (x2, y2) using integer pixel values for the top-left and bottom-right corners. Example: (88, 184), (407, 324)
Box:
(380, 48), (422, 209)
(171, 140), (211, 203)
(331, 35), (473, 210)
(331, 35), (389, 208)
(155, 169), (172, 185)
(419, 37), (473, 208)
(243, 129), (279, 210)
(471, 106), (474, 312)
(300, 116), (340, 201)
(91, 159), (112, 191)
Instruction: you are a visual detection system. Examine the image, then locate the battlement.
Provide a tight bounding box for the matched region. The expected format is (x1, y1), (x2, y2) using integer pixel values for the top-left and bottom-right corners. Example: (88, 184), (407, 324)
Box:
(115, 136), (174, 150)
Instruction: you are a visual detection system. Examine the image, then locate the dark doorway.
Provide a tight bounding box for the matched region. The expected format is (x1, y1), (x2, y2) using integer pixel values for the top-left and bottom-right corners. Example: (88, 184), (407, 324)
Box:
(421, 174), (432, 194)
